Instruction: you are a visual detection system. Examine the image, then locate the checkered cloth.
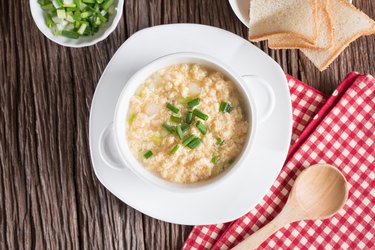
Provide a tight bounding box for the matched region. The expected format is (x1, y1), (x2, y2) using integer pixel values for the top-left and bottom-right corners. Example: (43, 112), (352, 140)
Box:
(183, 73), (375, 249)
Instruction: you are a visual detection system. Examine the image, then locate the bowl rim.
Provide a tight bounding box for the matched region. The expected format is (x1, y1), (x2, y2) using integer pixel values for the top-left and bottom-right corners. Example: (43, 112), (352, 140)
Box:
(113, 52), (258, 193)
(29, 0), (124, 48)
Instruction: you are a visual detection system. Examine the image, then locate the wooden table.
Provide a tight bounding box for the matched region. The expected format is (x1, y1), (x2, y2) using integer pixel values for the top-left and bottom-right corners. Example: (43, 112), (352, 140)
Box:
(1, 0), (374, 249)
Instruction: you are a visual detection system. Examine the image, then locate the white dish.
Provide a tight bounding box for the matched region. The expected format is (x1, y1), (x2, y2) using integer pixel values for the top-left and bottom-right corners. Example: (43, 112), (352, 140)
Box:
(228, 0), (352, 27)
(89, 24), (292, 225)
(29, 0), (124, 48)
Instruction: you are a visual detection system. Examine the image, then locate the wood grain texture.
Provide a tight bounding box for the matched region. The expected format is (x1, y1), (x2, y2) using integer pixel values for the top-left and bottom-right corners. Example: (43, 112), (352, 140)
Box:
(0, 0), (374, 249)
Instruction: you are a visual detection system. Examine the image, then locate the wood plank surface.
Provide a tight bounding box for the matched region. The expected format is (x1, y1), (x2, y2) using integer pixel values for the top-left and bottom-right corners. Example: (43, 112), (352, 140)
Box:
(0, 0), (374, 249)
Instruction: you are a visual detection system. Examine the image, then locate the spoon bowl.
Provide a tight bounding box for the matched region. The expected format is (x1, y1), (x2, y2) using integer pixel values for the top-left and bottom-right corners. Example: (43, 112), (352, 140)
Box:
(234, 163), (349, 250)
(292, 164), (348, 220)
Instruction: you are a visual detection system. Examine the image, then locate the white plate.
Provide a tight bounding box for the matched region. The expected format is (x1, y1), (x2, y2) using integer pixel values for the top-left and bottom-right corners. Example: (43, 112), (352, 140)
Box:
(89, 24), (292, 225)
(228, 0), (353, 27)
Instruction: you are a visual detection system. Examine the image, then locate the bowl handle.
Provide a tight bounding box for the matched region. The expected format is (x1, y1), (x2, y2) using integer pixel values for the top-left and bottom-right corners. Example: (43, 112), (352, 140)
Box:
(98, 122), (126, 170)
(241, 75), (275, 123)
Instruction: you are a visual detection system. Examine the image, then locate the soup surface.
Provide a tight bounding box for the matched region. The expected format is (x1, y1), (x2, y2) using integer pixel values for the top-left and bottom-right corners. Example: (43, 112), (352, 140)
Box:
(127, 64), (249, 184)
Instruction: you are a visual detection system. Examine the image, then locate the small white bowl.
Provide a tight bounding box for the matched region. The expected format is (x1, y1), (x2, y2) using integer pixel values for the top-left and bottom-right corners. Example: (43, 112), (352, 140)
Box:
(107, 52), (267, 193)
(29, 0), (124, 48)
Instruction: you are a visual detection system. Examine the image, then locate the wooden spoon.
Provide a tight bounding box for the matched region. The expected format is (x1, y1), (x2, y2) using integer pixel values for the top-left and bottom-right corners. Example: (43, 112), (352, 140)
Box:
(233, 163), (348, 250)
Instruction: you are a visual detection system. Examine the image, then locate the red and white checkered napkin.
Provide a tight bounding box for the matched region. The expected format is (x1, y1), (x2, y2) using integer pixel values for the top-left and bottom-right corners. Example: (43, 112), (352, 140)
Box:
(183, 73), (375, 249)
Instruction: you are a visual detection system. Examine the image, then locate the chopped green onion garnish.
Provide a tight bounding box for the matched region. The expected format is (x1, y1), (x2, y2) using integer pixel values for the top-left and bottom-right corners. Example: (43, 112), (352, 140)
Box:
(162, 123), (175, 134)
(170, 115), (182, 123)
(150, 136), (162, 144)
(61, 30), (79, 39)
(181, 124), (190, 133)
(182, 134), (197, 146)
(170, 144), (179, 155)
(176, 125), (184, 140)
(187, 98), (200, 108)
(186, 111), (193, 124)
(220, 101), (232, 113)
(196, 121), (207, 135)
(166, 103), (179, 113)
(211, 156), (219, 164)
(101, 0), (114, 10)
(193, 109), (209, 121)
(128, 113), (136, 123)
(187, 138), (202, 149)
(216, 138), (224, 146)
(177, 97), (191, 104)
(143, 150), (153, 159)
(38, 0), (114, 38)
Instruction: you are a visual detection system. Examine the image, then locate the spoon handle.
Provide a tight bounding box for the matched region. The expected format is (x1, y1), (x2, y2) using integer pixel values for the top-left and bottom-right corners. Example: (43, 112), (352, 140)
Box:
(232, 202), (300, 250)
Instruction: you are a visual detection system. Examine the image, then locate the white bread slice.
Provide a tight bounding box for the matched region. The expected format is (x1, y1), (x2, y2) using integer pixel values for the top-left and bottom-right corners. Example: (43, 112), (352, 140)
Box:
(248, 0), (318, 44)
(301, 0), (375, 71)
(268, 0), (333, 50)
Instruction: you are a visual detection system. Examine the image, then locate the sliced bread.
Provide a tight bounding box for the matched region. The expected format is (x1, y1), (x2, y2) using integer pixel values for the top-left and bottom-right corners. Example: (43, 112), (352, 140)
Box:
(301, 0), (375, 71)
(268, 0), (333, 50)
(248, 0), (318, 44)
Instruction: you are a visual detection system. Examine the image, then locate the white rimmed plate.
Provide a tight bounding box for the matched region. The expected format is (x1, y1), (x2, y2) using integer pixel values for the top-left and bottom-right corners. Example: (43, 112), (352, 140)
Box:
(89, 24), (292, 225)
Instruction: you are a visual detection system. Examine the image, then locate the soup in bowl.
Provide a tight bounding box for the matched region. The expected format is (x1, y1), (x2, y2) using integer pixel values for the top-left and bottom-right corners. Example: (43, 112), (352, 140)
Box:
(112, 52), (259, 192)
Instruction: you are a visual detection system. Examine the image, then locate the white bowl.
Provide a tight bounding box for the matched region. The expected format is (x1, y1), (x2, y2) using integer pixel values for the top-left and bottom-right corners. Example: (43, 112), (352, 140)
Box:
(29, 0), (124, 48)
(102, 52), (275, 192)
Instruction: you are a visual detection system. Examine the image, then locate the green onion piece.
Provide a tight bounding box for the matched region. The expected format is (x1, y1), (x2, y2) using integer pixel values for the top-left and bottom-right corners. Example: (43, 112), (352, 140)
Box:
(143, 150), (153, 159)
(211, 156), (219, 164)
(41, 3), (55, 11)
(177, 97), (191, 104)
(166, 103), (179, 114)
(216, 138), (224, 146)
(63, 3), (76, 7)
(187, 98), (200, 108)
(187, 138), (202, 149)
(186, 111), (193, 124)
(196, 121), (207, 135)
(101, 0), (114, 10)
(46, 14), (54, 28)
(170, 144), (179, 155)
(170, 115), (182, 123)
(77, 23), (88, 35)
(181, 124), (190, 133)
(220, 101), (232, 113)
(57, 9), (66, 18)
(61, 30), (79, 39)
(162, 123), (175, 134)
(228, 158), (235, 165)
(182, 134), (197, 146)
(82, 0), (95, 3)
(176, 125), (184, 140)
(150, 136), (162, 144)
(193, 109), (208, 121)
(128, 113), (136, 123)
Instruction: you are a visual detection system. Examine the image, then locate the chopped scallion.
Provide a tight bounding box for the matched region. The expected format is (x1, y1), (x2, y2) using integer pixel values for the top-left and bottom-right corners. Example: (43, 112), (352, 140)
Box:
(211, 156), (219, 164)
(128, 113), (136, 123)
(182, 134), (197, 146)
(220, 101), (232, 113)
(181, 124), (190, 133)
(143, 150), (153, 159)
(176, 125), (184, 140)
(162, 123), (175, 134)
(196, 121), (207, 135)
(187, 138), (202, 149)
(186, 111), (193, 124)
(170, 144), (179, 155)
(187, 98), (200, 108)
(216, 138), (224, 146)
(166, 103), (179, 113)
(170, 115), (182, 123)
(193, 109), (208, 121)
(61, 30), (79, 39)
